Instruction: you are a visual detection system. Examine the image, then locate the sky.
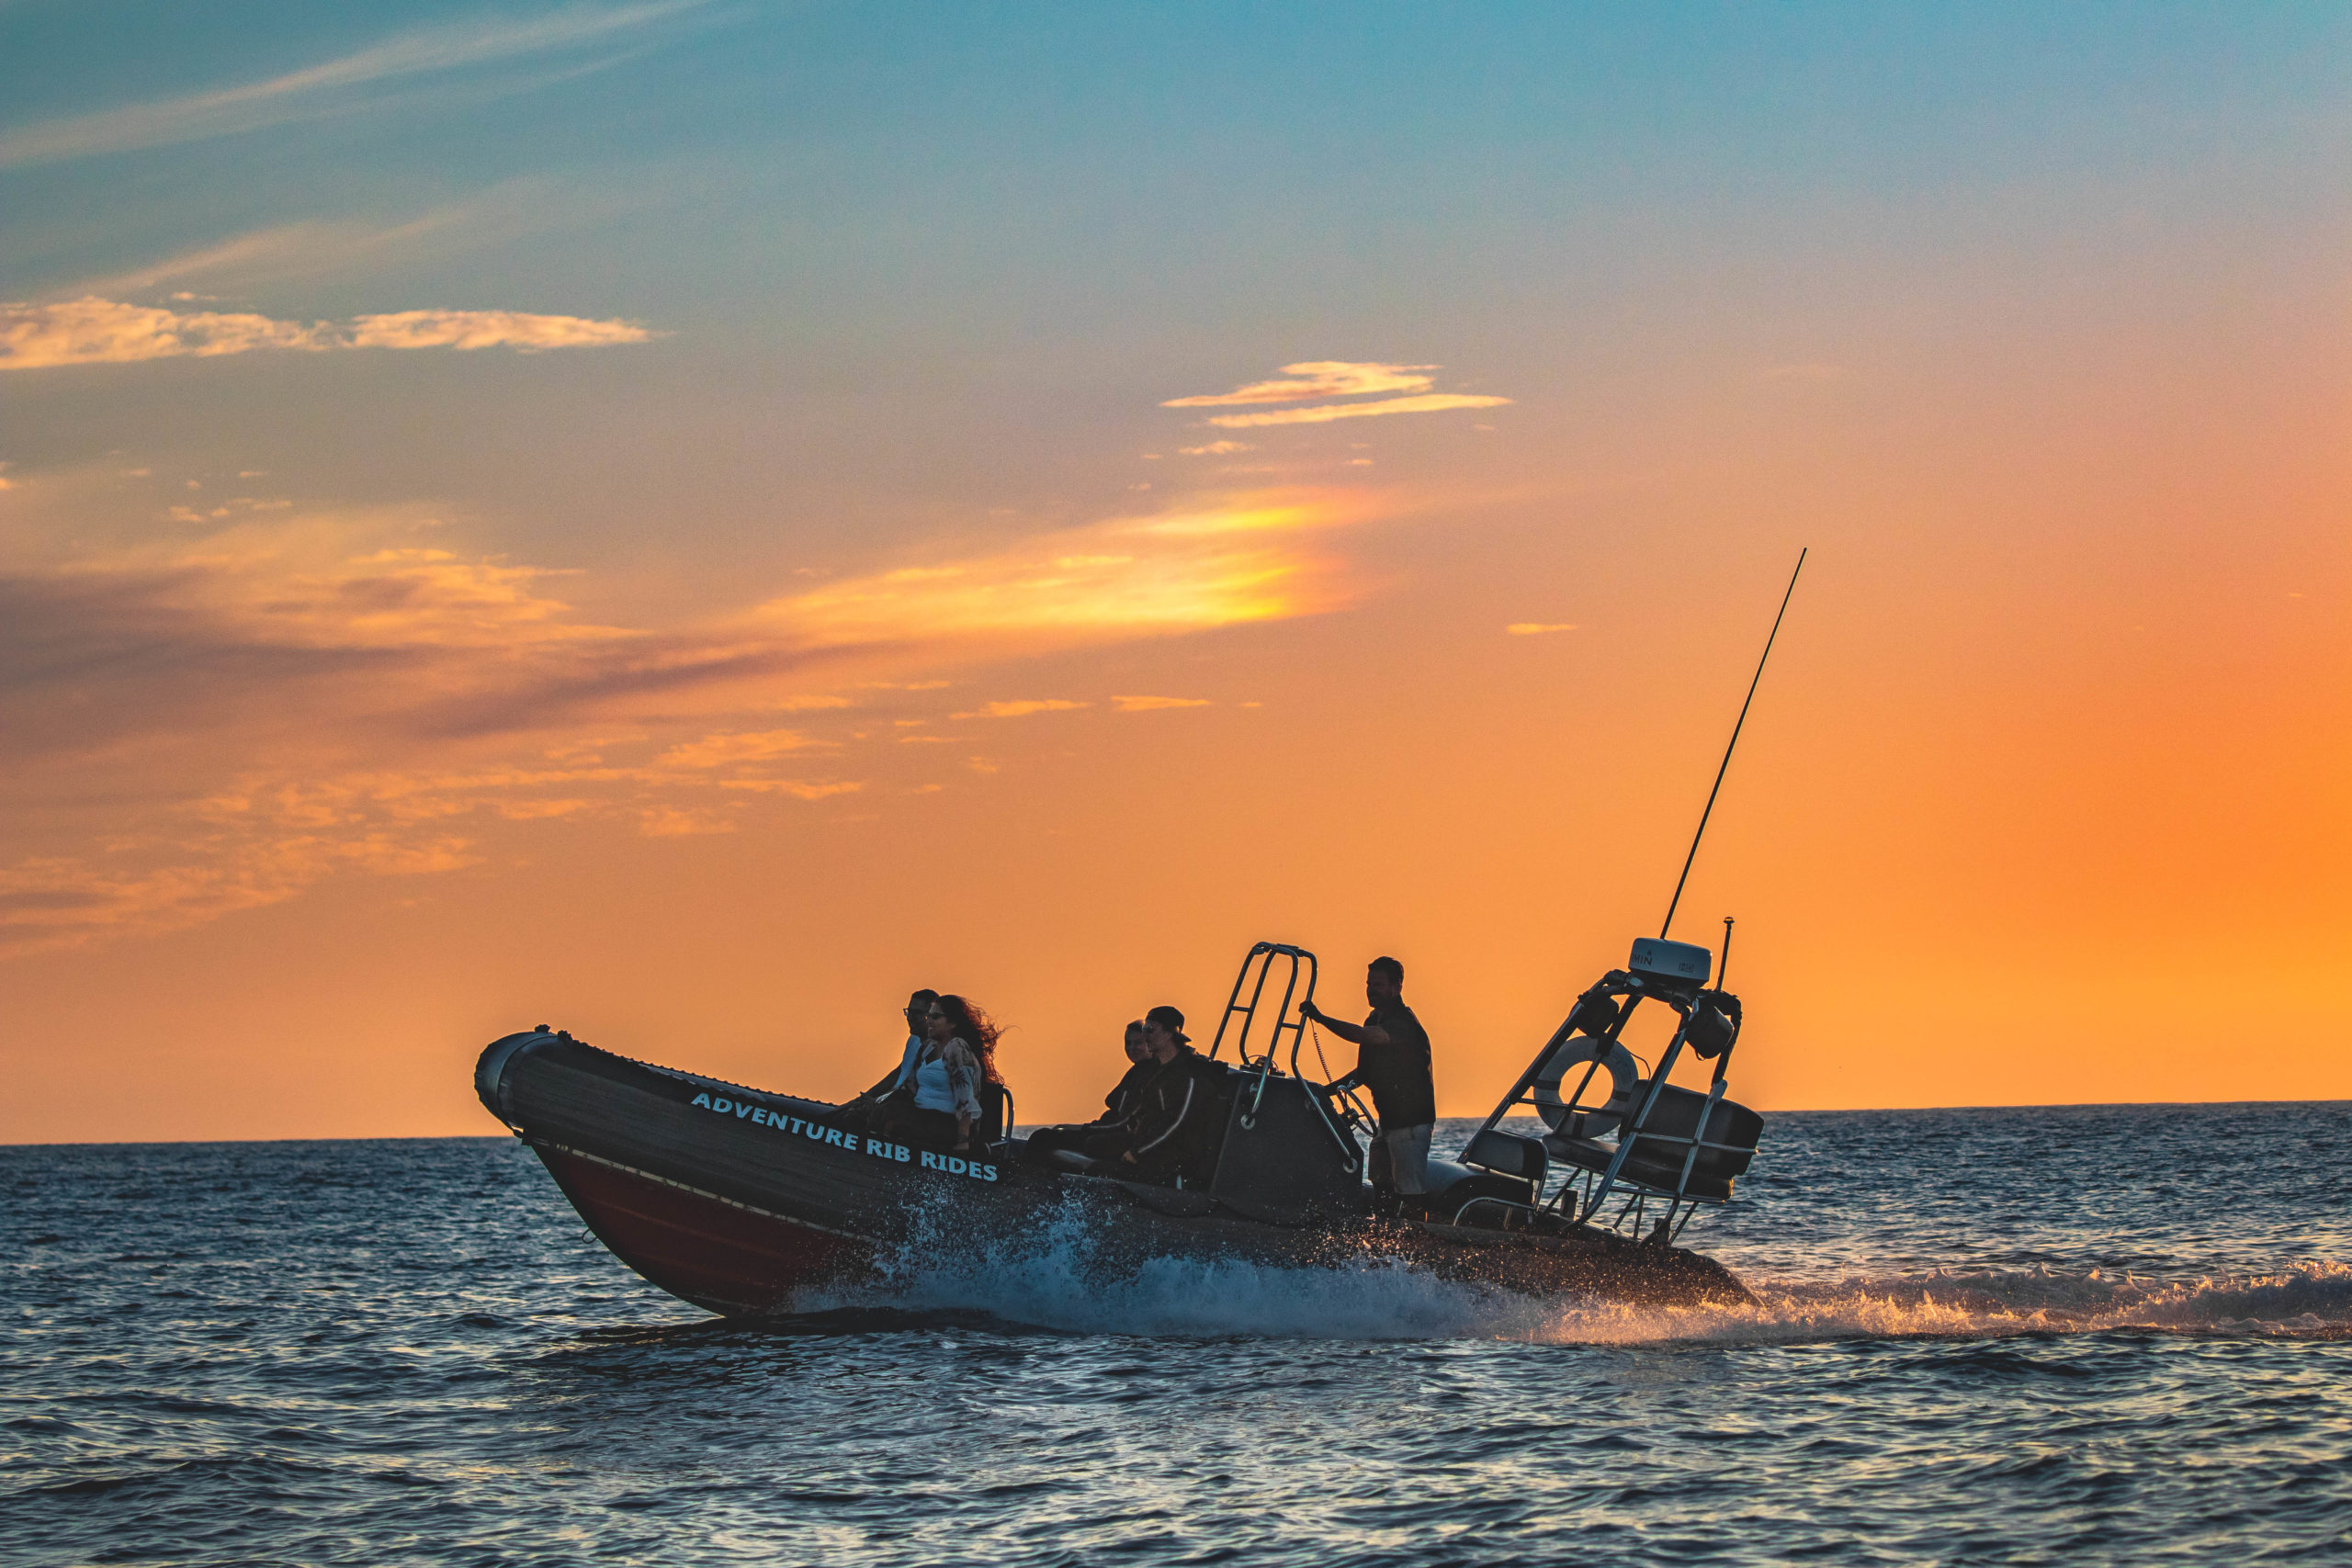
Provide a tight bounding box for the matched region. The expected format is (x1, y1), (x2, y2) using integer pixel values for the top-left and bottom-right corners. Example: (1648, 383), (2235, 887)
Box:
(4, 3), (2348, 1143)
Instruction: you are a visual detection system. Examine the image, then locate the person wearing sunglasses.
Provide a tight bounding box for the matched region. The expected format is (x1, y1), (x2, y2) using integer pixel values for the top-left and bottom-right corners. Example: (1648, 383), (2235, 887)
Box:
(831, 988), (938, 1133)
(879, 993), (1003, 1155)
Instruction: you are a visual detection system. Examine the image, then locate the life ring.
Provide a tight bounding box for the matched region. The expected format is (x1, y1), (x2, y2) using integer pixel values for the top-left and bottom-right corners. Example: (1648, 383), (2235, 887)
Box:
(1532, 1034), (1641, 1138)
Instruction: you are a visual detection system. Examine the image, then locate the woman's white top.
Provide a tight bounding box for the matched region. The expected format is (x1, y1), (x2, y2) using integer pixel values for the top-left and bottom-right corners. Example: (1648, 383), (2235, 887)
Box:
(909, 1037), (984, 1118)
(912, 1054), (957, 1112)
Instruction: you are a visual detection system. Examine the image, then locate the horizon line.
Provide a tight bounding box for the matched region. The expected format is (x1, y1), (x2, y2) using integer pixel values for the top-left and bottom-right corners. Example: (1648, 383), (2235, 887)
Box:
(5, 1097), (2345, 1150)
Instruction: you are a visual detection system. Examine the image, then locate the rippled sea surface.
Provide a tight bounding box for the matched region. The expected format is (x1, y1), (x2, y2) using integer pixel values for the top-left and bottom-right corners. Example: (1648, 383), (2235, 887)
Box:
(6, 1104), (2350, 1566)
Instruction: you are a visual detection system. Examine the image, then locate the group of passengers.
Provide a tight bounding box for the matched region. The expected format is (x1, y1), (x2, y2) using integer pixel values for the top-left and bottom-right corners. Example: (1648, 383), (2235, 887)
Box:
(832, 956), (1438, 1203)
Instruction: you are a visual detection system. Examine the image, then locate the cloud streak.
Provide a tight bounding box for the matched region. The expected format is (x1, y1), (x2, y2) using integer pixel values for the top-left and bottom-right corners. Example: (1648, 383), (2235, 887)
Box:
(1204, 392), (1511, 428)
(1164, 361), (1439, 407)
(656, 728), (826, 768)
(0, 2), (711, 170)
(0, 297), (654, 370)
(1164, 360), (1511, 428)
(1111, 695), (1212, 712)
(953, 700), (1089, 719)
(755, 490), (1372, 649)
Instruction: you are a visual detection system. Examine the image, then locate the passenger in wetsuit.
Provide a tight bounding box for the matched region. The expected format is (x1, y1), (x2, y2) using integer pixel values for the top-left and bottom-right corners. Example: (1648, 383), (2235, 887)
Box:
(1114, 1005), (1224, 1188)
(1020, 1021), (1153, 1168)
(1300, 955), (1435, 1206)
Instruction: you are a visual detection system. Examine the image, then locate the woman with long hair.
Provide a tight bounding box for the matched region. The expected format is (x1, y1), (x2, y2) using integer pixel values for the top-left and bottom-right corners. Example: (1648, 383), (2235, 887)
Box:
(884, 993), (1001, 1154)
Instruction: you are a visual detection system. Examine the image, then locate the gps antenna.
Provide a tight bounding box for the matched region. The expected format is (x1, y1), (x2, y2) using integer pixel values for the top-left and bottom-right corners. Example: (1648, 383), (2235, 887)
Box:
(1660, 548), (1806, 940)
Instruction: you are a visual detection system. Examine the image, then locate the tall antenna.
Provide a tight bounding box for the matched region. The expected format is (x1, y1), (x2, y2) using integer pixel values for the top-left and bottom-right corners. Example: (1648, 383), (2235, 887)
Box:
(1661, 548), (1807, 940)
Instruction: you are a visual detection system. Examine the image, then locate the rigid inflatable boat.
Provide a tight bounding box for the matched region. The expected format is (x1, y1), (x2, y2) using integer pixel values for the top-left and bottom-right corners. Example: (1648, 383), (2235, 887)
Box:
(474, 935), (1766, 1315)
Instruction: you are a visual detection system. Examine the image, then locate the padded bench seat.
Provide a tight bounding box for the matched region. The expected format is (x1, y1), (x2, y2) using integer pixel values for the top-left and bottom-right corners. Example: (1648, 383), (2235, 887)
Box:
(1543, 1081), (1761, 1202)
(1544, 1132), (1735, 1201)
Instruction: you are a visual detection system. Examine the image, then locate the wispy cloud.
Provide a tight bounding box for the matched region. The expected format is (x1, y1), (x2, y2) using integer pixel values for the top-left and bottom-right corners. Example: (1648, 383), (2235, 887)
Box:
(67, 180), (652, 301)
(0, 297), (654, 370)
(639, 806), (737, 837)
(1164, 360), (1511, 429)
(0, 2), (712, 170)
(655, 728), (825, 769)
(1506, 622), (1577, 636)
(1205, 392), (1511, 428)
(349, 310), (651, 352)
(0, 832), (478, 950)
(715, 779), (863, 798)
(1111, 695), (1212, 712)
(953, 700), (1089, 719)
(1178, 441), (1254, 457)
(78, 215), (469, 297)
(755, 489), (1374, 649)
(0, 479), (1389, 954)
(1164, 362), (1437, 408)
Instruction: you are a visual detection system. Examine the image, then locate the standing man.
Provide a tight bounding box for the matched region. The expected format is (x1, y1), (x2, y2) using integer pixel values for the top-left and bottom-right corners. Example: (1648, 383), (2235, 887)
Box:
(1301, 956), (1435, 1208)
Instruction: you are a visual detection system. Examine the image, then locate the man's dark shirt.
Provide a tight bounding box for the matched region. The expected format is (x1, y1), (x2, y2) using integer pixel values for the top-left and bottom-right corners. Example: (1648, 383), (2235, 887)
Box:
(1356, 1002), (1436, 1128)
(1124, 1045), (1223, 1179)
(1097, 1059), (1158, 1126)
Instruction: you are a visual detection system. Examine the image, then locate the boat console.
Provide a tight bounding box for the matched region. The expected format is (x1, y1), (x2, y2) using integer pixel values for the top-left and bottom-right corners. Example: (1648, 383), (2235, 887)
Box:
(1192, 943), (1374, 1224)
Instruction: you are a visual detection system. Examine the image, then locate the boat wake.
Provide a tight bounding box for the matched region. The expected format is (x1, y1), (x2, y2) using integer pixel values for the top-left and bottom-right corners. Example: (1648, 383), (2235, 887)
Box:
(800, 1200), (2352, 1346)
(1530, 1259), (2352, 1347)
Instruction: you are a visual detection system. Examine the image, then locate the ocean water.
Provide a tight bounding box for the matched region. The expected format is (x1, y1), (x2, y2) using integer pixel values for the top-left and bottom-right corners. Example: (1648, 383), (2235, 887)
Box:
(4, 1103), (2348, 1566)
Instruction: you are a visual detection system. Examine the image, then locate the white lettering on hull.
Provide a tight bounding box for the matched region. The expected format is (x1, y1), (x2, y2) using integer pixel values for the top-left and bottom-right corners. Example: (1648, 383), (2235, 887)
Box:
(687, 1090), (998, 1181)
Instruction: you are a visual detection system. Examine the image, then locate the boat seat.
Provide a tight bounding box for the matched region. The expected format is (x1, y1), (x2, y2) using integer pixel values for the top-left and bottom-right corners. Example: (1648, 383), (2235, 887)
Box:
(1543, 1086), (1762, 1203)
(1461, 1130), (1547, 1186)
(976, 1082), (1012, 1144)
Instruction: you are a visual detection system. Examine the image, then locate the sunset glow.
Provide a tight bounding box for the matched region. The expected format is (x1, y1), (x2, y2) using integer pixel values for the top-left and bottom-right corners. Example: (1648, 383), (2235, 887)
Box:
(4, 5), (2348, 1144)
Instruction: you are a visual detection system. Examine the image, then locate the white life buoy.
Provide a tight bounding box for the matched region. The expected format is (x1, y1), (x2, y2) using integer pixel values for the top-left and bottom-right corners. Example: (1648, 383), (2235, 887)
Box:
(1532, 1034), (1641, 1138)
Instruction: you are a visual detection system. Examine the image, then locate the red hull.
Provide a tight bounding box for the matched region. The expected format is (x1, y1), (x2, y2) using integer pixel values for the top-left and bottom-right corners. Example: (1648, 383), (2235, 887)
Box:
(539, 1145), (865, 1314)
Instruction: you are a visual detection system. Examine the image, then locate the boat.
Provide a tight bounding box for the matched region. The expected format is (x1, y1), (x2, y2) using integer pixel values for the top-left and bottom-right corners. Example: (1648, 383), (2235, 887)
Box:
(476, 554), (1804, 1319)
(473, 934), (1766, 1315)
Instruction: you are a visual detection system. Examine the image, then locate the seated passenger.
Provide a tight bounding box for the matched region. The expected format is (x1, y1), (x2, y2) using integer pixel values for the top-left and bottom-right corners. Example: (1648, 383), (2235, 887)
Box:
(879, 993), (1003, 1156)
(1113, 1005), (1222, 1188)
(832, 988), (937, 1132)
(1023, 1021), (1152, 1167)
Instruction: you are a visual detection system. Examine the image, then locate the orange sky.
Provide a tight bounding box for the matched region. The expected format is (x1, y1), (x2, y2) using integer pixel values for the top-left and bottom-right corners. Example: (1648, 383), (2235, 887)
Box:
(5, 6), (2349, 1142)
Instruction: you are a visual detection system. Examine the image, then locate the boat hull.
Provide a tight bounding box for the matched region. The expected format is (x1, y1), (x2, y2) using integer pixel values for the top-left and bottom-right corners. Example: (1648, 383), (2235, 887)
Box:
(478, 1031), (1751, 1316)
